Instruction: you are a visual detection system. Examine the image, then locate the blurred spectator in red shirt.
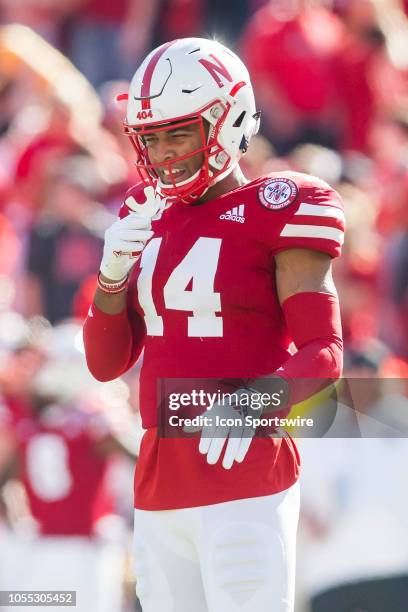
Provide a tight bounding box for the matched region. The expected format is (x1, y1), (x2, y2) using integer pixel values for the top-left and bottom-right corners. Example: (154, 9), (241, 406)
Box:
(0, 0), (81, 47)
(67, 0), (161, 87)
(1, 24), (128, 220)
(331, 0), (391, 153)
(24, 155), (112, 323)
(156, 0), (254, 50)
(240, 0), (344, 154)
(155, 0), (308, 72)
(154, 0), (206, 45)
(331, 0), (408, 153)
(13, 103), (75, 220)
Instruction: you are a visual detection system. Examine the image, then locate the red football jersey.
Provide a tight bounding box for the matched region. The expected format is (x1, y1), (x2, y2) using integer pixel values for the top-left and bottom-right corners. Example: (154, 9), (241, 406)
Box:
(16, 404), (111, 536)
(90, 171), (344, 510)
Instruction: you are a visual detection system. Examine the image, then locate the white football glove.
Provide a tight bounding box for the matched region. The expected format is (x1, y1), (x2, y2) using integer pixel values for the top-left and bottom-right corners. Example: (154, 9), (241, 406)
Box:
(100, 214), (153, 281)
(188, 388), (263, 470)
(100, 185), (163, 281)
(124, 185), (164, 218)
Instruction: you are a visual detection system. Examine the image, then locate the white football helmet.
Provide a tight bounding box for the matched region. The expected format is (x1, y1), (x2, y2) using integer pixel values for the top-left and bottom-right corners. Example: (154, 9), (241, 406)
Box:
(122, 37), (260, 204)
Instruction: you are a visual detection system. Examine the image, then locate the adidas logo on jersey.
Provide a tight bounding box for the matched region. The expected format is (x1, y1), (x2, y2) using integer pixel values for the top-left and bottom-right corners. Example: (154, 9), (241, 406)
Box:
(220, 205), (245, 223)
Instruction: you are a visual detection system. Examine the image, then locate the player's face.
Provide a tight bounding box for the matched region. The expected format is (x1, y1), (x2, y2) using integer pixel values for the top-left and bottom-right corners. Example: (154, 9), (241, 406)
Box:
(143, 122), (205, 184)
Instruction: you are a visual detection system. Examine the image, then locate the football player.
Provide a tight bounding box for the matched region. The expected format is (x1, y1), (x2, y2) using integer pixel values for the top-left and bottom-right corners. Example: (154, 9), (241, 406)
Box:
(83, 37), (344, 612)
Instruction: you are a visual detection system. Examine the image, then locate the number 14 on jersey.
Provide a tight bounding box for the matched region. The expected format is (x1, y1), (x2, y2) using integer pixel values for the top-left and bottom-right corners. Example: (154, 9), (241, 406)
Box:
(137, 237), (223, 337)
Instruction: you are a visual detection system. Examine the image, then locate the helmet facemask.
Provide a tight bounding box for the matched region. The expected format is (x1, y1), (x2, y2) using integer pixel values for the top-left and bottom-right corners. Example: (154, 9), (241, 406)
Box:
(124, 100), (243, 205)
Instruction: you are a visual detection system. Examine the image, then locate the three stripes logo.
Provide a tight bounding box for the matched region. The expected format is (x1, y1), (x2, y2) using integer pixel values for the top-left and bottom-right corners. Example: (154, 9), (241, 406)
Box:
(220, 205), (245, 223)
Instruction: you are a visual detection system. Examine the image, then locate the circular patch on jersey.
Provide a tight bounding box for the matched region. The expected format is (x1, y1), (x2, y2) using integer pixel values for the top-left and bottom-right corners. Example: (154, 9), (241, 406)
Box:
(258, 178), (298, 210)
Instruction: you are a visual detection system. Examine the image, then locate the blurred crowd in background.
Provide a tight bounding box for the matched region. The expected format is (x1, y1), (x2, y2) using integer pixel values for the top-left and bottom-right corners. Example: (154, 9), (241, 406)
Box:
(1, 0), (408, 610)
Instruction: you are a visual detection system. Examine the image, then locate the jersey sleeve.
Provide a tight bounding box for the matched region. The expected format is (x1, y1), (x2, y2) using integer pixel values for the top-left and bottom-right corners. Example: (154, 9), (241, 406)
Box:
(272, 183), (345, 258)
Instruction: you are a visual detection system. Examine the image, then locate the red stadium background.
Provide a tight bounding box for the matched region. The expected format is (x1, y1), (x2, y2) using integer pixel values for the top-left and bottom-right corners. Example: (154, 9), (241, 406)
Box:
(1, 1), (408, 610)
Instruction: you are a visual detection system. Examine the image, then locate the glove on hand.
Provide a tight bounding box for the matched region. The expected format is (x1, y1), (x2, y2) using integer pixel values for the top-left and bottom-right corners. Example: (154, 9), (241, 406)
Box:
(100, 185), (164, 281)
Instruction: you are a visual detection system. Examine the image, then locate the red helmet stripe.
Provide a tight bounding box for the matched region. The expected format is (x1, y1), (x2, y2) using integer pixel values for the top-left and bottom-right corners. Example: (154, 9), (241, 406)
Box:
(229, 81), (246, 97)
(141, 40), (178, 110)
